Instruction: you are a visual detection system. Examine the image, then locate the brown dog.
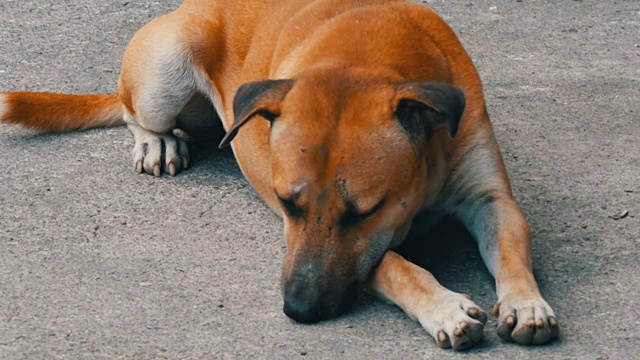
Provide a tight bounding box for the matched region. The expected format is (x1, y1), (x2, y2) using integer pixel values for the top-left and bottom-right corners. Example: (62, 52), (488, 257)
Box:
(0, 0), (559, 350)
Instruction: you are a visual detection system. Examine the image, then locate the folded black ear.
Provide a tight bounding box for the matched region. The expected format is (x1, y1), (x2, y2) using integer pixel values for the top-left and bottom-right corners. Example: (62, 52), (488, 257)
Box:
(219, 79), (294, 148)
(394, 82), (466, 142)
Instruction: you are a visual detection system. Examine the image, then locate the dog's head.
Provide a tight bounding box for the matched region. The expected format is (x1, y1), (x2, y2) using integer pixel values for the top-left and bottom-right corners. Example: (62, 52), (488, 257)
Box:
(220, 68), (465, 323)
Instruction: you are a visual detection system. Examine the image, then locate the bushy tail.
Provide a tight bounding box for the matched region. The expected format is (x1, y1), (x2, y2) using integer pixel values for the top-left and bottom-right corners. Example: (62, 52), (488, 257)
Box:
(0, 92), (124, 133)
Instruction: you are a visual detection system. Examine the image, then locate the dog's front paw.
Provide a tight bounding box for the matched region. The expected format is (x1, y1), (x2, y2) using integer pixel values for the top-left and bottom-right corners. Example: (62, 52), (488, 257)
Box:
(416, 291), (487, 351)
(131, 129), (190, 177)
(494, 295), (559, 345)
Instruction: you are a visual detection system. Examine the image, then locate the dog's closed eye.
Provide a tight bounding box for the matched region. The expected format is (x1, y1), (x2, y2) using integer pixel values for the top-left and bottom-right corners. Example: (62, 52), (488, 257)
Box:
(340, 198), (386, 228)
(277, 194), (305, 219)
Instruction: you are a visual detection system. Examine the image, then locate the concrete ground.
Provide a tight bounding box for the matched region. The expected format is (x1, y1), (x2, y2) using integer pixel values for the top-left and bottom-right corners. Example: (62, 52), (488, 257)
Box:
(1, 0), (638, 359)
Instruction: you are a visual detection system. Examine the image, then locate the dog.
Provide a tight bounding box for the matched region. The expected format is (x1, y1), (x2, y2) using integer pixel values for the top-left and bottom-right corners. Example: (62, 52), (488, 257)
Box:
(0, 0), (559, 350)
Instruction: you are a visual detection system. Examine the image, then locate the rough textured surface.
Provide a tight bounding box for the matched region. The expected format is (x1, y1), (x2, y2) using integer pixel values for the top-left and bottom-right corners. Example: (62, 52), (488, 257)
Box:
(1, 0), (638, 358)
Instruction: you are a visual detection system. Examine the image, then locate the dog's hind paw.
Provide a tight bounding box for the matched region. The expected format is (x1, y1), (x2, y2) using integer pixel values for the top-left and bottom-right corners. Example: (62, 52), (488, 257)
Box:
(417, 291), (487, 351)
(129, 124), (190, 177)
(494, 296), (559, 345)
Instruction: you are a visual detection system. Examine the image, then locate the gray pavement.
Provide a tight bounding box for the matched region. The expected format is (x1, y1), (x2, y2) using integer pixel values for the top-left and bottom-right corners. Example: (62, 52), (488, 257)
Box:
(1, 1), (639, 359)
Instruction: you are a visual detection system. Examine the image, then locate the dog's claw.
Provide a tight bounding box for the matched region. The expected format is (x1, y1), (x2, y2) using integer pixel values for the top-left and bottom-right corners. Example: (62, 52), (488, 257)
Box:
(460, 321), (469, 331)
(437, 331), (451, 349)
(130, 126), (190, 177)
(467, 307), (487, 324)
(497, 317), (515, 340)
(495, 297), (559, 345)
(549, 317), (560, 337)
(493, 303), (501, 316)
(453, 327), (464, 337)
(526, 319), (536, 328)
(417, 291), (486, 351)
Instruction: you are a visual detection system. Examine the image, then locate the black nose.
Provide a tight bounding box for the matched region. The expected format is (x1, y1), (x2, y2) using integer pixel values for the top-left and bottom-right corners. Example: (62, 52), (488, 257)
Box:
(283, 299), (325, 323)
(283, 276), (326, 323)
(283, 276), (359, 324)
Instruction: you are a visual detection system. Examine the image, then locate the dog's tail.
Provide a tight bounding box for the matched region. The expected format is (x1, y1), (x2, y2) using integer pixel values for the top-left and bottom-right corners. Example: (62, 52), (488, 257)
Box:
(0, 92), (125, 133)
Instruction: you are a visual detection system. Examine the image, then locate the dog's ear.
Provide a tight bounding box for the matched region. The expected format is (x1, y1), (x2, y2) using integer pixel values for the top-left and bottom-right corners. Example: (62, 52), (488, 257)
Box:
(219, 79), (294, 148)
(393, 83), (466, 142)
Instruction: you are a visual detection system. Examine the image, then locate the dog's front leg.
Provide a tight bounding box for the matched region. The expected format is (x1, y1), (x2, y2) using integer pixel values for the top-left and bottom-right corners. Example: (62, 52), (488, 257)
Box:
(366, 251), (487, 350)
(457, 196), (560, 345)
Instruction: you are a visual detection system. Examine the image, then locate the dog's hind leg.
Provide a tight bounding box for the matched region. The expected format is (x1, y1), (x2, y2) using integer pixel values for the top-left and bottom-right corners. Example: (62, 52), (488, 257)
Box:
(118, 11), (223, 176)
